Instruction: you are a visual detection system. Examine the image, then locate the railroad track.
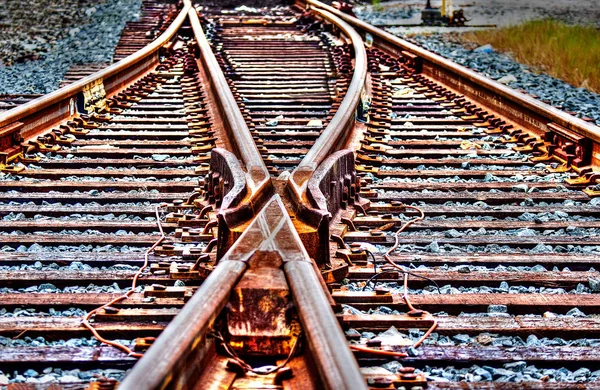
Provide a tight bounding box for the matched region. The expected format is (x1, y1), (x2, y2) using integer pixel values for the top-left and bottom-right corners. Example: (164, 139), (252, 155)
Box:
(1, 0), (600, 389)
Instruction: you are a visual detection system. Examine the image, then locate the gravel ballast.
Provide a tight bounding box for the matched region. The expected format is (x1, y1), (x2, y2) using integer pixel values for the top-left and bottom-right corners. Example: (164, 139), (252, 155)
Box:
(393, 33), (600, 124)
(0, 0), (142, 94)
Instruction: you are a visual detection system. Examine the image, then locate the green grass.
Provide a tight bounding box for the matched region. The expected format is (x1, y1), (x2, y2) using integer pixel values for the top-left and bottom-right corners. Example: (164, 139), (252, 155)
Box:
(461, 19), (600, 93)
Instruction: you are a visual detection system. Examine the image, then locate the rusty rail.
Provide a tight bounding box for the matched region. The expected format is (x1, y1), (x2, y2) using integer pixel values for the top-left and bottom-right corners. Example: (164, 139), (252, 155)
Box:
(301, 0), (600, 146)
(188, 7), (268, 177)
(5, 1), (600, 388)
(286, 5), (367, 268)
(0, 1), (192, 143)
(118, 259), (247, 389)
(297, 7), (367, 170)
(188, 7), (272, 257)
(121, 7), (368, 388)
(121, 195), (366, 389)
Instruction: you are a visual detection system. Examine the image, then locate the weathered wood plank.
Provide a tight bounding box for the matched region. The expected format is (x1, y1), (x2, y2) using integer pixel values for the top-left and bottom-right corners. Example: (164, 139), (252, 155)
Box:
(334, 292), (600, 314)
(351, 218), (600, 230)
(3, 345), (599, 365)
(348, 268), (599, 288)
(18, 168), (196, 179)
(355, 346), (600, 363)
(0, 293), (184, 307)
(341, 315), (600, 336)
(3, 316), (600, 337)
(383, 254), (600, 267)
(344, 233), (600, 247)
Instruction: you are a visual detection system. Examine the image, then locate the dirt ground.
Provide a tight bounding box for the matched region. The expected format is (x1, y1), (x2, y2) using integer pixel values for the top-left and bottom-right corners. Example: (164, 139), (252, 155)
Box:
(356, 0), (600, 31)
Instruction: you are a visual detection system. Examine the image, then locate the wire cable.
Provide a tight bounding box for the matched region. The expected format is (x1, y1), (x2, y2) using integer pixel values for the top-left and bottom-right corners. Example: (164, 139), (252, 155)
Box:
(82, 203), (168, 357)
(350, 204), (438, 356)
(211, 331), (301, 375)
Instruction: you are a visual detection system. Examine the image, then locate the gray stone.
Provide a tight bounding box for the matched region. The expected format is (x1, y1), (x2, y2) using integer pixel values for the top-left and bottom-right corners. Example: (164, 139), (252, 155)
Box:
(526, 335), (540, 347)
(378, 306), (393, 314)
(473, 44), (493, 53)
(573, 367), (591, 378)
(515, 228), (536, 237)
(362, 332), (376, 339)
(493, 368), (515, 378)
(589, 278), (600, 292)
(498, 74), (517, 84)
(59, 375), (80, 383)
(566, 308), (586, 317)
(483, 172), (497, 182)
(488, 304), (508, 314)
(427, 241), (440, 253)
(39, 375), (56, 384)
(382, 360), (403, 373)
(474, 368), (493, 381)
(555, 211), (569, 219)
(504, 361), (527, 372)
(531, 243), (552, 253)
(445, 229), (463, 238)
(511, 184), (529, 193)
(24, 369), (38, 377)
(15, 375), (26, 382)
(452, 334), (471, 344)
(38, 283), (57, 292)
(174, 280), (185, 287)
(151, 154), (170, 162)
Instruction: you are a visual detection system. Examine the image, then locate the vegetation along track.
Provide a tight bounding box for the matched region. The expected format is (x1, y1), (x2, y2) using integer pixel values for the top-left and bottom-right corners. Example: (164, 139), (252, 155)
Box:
(1, 0), (600, 389)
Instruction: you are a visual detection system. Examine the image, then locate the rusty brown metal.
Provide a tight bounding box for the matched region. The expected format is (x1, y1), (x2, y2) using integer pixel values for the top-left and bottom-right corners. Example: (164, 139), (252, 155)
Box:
(0, 1), (192, 146)
(296, 7), (367, 169)
(122, 194), (367, 389)
(189, 6), (273, 257)
(285, 260), (366, 389)
(286, 6), (367, 273)
(118, 259), (246, 390)
(292, 150), (369, 280)
(301, 0), (600, 146)
(188, 7), (267, 174)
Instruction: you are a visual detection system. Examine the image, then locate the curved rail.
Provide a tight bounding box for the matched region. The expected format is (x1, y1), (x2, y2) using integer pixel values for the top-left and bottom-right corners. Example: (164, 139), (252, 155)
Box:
(297, 7), (367, 170)
(0, 1), (192, 140)
(188, 7), (269, 183)
(120, 195), (367, 390)
(119, 259), (246, 389)
(287, 4), (366, 200)
(302, 0), (600, 144)
(286, 6), (367, 268)
(120, 8), (368, 388)
(188, 7), (272, 257)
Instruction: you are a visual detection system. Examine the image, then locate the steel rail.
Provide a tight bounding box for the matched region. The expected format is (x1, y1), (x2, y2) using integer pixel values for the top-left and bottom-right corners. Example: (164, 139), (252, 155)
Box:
(118, 260), (247, 389)
(287, 5), (367, 228)
(0, 1), (192, 137)
(285, 260), (367, 389)
(121, 194), (367, 389)
(297, 7), (367, 170)
(301, 0), (600, 144)
(283, 6), (367, 268)
(188, 6), (272, 259)
(188, 6), (268, 181)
